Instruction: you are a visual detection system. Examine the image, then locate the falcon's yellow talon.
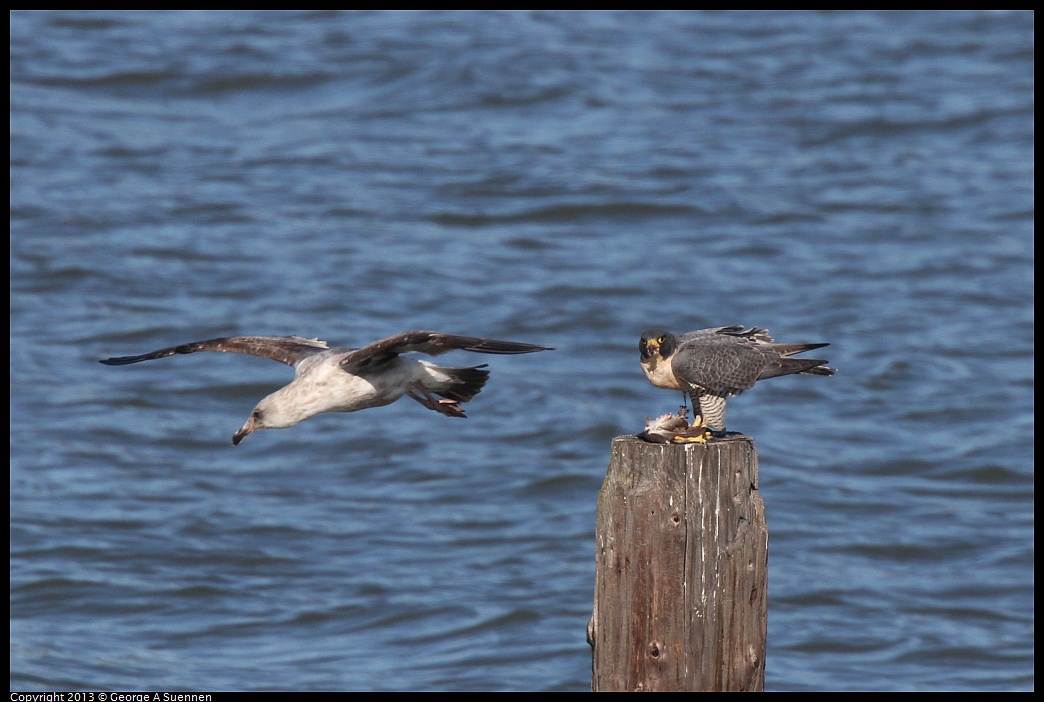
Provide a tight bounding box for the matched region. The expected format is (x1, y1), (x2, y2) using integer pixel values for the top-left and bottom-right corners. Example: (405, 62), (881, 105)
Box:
(673, 433), (708, 445)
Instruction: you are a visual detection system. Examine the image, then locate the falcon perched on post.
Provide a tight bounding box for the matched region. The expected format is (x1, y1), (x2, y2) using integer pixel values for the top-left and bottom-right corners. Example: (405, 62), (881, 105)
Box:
(638, 325), (835, 437)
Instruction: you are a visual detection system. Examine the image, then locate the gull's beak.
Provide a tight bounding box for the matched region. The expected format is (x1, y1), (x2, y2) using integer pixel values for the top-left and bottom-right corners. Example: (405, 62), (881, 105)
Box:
(232, 416), (258, 446)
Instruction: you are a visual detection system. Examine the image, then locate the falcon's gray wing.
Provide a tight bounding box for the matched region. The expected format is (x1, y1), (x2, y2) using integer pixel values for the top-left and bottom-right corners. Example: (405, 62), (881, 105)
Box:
(670, 330), (775, 396)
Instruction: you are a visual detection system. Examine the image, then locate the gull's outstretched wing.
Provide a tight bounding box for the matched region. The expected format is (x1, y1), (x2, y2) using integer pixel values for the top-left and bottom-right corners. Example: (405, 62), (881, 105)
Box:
(100, 335), (330, 368)
(339, 331), (553, 371)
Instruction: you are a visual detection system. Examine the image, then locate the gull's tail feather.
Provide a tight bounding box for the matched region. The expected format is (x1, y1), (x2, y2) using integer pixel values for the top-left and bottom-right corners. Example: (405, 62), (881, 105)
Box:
(435, 365), (491, 402)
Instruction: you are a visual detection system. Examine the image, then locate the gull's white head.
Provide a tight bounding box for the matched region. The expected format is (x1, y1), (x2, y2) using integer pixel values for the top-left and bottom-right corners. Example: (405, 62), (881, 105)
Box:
(231, 391), (313, 446)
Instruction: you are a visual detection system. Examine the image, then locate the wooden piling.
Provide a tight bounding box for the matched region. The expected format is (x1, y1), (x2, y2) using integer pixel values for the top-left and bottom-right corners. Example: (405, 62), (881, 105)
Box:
(588, 435), (768, 691)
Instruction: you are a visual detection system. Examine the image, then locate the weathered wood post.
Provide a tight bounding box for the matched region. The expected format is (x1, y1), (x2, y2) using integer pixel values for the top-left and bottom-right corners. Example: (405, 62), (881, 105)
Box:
(588, 434), (768, 691)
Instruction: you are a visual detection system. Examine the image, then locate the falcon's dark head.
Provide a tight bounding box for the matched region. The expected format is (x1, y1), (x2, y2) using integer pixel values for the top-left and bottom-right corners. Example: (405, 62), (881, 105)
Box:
(639, 329), (676, 360)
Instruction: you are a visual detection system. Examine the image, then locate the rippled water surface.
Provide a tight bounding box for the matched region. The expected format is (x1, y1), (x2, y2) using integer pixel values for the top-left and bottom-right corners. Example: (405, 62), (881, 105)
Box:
(10, 10), (1033, 691)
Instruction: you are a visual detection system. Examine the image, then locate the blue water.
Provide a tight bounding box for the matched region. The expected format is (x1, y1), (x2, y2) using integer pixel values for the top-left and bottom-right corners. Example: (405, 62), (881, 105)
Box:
(10, 10), (1033, 691)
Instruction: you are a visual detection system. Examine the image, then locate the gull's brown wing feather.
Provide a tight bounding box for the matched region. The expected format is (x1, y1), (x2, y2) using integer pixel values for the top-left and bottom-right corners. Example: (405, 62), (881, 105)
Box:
(339, 331), (552, 371)
(100, 335), (330, 368)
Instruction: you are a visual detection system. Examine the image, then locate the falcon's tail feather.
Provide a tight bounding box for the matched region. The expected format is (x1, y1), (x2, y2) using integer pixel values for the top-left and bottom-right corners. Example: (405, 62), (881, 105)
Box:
(760, 357), (836, 380)
(769, 341), (830, 356)
(801, 363), (837, 377)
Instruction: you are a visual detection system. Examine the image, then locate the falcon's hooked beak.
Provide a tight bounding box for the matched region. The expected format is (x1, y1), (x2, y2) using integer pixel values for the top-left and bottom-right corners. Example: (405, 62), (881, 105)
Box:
(640, 336), (664, 360)
(232, 413), (261, 446)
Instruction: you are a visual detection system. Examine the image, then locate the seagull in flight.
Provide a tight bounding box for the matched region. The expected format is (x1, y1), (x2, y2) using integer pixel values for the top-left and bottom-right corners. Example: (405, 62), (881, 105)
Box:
(101, 331), (553, 445)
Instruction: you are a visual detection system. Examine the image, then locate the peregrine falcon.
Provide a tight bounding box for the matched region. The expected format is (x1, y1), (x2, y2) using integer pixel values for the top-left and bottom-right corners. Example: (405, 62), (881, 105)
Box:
(639, 325), (835, 436)
(101, 331), (553, 445)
